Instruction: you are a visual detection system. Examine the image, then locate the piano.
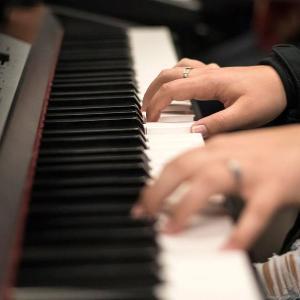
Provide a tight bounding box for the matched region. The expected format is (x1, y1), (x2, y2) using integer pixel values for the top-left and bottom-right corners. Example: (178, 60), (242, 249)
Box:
(0, 4), (263, 300)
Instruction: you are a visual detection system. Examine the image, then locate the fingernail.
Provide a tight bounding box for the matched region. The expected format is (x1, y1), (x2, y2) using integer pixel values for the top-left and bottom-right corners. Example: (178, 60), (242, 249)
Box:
(162, 220), (180, 234)
(142, 111), (147, 122)
(220, 241), (240, 251)
(131, 205), (146, 219)
(147, 113), (159, 122)
(191, 124), (208, 137)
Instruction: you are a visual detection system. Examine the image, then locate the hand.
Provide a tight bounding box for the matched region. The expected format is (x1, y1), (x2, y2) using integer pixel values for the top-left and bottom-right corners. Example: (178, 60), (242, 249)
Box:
(132, 125), (300, 250)
(143, 60), (287, 138)
(142, 57), (219, 114)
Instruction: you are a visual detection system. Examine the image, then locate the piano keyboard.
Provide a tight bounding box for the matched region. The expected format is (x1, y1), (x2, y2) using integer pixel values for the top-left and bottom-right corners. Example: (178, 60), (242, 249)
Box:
(15, 27), (160, 300)
(12, 10), (262, 300)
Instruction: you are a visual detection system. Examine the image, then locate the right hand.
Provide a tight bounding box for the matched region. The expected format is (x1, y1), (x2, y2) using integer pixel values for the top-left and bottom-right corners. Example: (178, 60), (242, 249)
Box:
(143, 59), (287, 138)
(132, 124), (300, 250)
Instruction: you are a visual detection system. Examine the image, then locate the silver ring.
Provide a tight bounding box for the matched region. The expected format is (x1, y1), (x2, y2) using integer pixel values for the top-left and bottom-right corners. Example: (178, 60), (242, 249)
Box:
(183, 67), (192, 78)
(227, 159), (242, 191)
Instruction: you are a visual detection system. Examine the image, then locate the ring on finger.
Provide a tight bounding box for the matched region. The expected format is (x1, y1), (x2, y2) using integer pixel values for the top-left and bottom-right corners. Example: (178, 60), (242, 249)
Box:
(183, 67), (193, 78)
(227, 159), (242, 192)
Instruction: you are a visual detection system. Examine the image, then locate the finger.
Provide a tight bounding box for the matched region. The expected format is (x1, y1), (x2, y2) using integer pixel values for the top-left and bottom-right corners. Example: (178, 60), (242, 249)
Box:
(142, 64), (220, 111)
(175, 59), (219, 69)
(191, 95), (266, 137)
(163, 163), (237, 233)
(146, 73), (221, 121)
(142, 68), (186, 111)
(207, 63), (220, 69)
(132, 147), (212, 218)
(175, 58), (206, 68)
(223, 188), (282, 250)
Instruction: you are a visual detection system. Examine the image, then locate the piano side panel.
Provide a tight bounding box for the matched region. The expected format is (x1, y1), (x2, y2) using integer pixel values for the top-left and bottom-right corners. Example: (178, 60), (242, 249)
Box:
(0, 8), (63, 300)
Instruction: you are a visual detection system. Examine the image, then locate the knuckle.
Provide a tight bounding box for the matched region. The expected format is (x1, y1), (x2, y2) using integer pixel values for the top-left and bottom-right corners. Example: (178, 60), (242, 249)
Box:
(179, 58), (190, 65)
(160, 82), (173, 94)
(159, 69), (170, 78)
(207, 63), (220, 69)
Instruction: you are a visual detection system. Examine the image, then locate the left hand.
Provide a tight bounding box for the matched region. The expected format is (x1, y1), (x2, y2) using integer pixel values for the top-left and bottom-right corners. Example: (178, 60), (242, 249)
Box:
(132, 125), (300, 250)
(142, 62), (287, 139)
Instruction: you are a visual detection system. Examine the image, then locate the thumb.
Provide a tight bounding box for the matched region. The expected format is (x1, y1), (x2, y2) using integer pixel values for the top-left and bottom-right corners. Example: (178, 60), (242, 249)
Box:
(191, 97), (255, 138)
(223, 189), (281, 250)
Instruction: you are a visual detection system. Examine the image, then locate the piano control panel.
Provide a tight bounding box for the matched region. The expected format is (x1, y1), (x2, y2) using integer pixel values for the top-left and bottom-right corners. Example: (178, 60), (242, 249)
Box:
(0, 33), (30, 141)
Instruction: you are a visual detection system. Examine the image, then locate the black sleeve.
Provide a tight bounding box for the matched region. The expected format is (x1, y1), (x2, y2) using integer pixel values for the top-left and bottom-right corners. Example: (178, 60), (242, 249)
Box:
(261, 46), (300, 254)
(260, 44), (300, 124)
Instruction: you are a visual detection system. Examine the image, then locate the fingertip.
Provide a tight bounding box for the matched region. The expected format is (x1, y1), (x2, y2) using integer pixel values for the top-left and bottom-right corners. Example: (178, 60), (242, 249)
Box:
(141, 99), (149, 111)
(131, 204), (146, 219)
(146, 111), (160, 122)
(221, 238), (243, 251)
(207, 63), (220, 69)
(191, 124), (208, 137)
(161, 219), (182, 234)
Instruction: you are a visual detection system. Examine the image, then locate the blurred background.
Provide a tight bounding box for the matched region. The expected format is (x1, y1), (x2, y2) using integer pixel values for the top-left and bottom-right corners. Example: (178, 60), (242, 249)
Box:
(1, 0), (299, 120)
(1, 0), (300, 66)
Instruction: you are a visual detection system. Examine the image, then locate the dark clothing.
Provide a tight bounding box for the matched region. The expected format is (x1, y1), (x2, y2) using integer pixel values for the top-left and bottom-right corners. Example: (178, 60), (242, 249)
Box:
(260, 44), (300, 124)
(261, 44), (300, 253)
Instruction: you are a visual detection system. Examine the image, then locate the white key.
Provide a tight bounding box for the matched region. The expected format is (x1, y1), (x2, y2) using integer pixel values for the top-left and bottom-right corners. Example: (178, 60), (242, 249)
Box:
(129, 27), (263, 299)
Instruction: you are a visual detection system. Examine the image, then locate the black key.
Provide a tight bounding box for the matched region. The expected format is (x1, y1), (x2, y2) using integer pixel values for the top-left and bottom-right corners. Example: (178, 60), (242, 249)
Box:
(39, 145), (145, 156)
(33, 176), (146, 189)
(58, 51), (130, 62)
(31, 186), (142, 201)
(54, 70), (134, 79)
(21, 245), (157, 266)
(53, 75), (133, 84)
(44, 116), (144, 132)
(24, 226), (156, 245)
(56, 61), (131, 73)
(46, 109), (143, 121)
(51, 89), (138, 98)
(26, 215), (153, 231)
(51, 81), (137, 93)
(42, 127), (145, 141)
(37, 152), (148, 165)
(40, 134), (146, 149)
(49, 94), (141, 108)
(29, 202), (133, 217)
(18, 262), (160, 288)
(47, 104), (140, 113)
